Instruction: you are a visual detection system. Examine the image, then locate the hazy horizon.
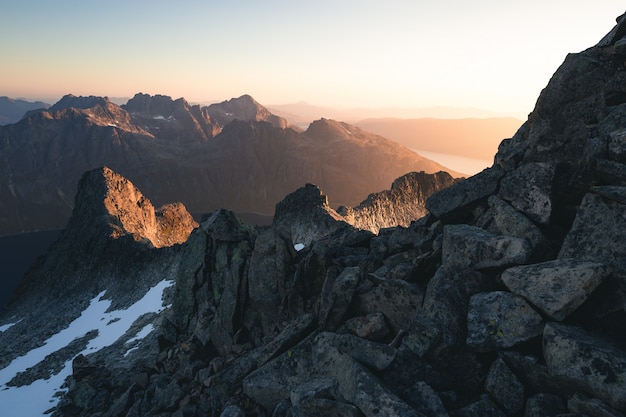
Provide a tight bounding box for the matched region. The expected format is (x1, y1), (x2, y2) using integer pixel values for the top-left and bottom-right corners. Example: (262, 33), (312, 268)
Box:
(1, 2), (624, 120)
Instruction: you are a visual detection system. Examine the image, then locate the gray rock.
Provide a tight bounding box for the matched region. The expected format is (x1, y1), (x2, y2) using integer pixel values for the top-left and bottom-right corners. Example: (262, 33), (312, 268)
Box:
(487, 195), (546, 252)
(246, 228), (292, 336)
(498, 162), (555, 224)
(343, 313), (391, 341)
(559, 192), (626, 276)
(319, 266), (360, 331)
(401, 315), (442, 358)
(466, 291), (544, 352)
(242, 331), (319, 413)
(524, 393), (567, 417)
(442, 224), (531, 269)
(501, 259), (611, 321)
(402, 381), (449, 417)
(567, 393), (625, 417)
(297, 398), (360, 417)
(216, 314), (316, 400)
(422, 264), (492, 352)
(312, 335), (422, 417)
(485, 357), (525, 415)
(543, 322), (626, 411)
(452, 394), (507, 417)
(289, 378), (337, 406)
(356, 279), (423, 332)
(220, 405), (245, 417)
(425, 166), (504, 221)
(314, 332), (396, 371)
(596, 159), (626, 185)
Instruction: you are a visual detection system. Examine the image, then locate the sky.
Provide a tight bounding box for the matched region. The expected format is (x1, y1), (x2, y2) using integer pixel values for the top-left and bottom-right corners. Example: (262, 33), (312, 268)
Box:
(0, 1), (624, 118)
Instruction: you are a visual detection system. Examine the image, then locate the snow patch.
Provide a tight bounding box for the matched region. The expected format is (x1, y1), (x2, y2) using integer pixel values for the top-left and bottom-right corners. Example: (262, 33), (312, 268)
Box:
(0, 320), (20, 333)
(153, 115), (166, 120)
(0, 279), (173, 417)
(294, 243), (305, 252)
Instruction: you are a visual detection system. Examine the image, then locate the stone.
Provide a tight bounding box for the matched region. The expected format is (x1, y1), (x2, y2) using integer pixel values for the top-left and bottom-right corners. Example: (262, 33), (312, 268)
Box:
(355, 279), (423, 332)
(425, 166), (504, 221)
(559, 192), (626, 276)
(442, 224), (531, 269)
(487, 195), (546, 253)
(401, 315), (442, 357)
(319, 266), (360, 331)
(220, 405), (245, 417)
(543, 322), (626, 411)
(297, 398), (360, 417)
(501, 259), (612, 321)
(289, 379), (337, 406)
(567, 393), (625, 417)
(421, 264), (492, 352)
(484, 357), (525, 415)
(452, 394), (507, 417)
(466, 291), (544, 352)
(242, 331), (318, 413)
(524, 393), (567, 417)
(343, 313), (391, 341)
(312, 336), (421, 417)
(314, 332), (396, 371)
(401, 381), (449, 417)
(498, 162), (555, 224)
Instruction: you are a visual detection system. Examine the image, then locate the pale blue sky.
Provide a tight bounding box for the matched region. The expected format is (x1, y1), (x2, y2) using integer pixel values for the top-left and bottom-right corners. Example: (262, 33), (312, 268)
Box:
(0, 1), (624, 116)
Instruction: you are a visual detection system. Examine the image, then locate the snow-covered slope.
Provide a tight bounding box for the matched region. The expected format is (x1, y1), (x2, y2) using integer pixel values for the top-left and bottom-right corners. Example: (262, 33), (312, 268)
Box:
(0, 279), (173, 416)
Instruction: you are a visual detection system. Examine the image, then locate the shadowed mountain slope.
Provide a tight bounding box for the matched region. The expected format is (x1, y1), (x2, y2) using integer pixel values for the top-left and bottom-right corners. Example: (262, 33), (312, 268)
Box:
(0, 95), (459, 236)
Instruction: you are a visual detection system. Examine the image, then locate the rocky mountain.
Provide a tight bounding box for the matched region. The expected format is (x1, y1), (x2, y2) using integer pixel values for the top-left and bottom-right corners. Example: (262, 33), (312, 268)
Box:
(0, 93), (458, 236)
(0, 96), (49, 125)
(4, 11), (626, 417)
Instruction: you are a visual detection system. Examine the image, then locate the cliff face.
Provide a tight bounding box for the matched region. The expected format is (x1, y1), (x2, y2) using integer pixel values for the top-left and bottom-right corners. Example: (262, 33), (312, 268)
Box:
(339, 171), (457, 233)
(3, 12), (626, 417)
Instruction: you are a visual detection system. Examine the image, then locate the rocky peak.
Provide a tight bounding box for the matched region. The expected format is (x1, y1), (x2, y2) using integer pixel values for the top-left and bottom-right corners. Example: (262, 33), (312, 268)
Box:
(206, 94), (292, 129)
(273, 183), (348, 247)
(304, 118), (356, 140)
(74, 166), (197, 248)
(48, 94), (112, 112)
(338, 171), (457, 233)
(122, 93), (187, 118)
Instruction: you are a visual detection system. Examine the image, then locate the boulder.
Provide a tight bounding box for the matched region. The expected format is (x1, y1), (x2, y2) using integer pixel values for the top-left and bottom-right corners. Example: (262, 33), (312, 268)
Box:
(401, 381), (449, 417)
(312, 335), (421, 417)
(543, 322), (626, 411)
(343, 313), (391, 342)
(421, 264), (492, 352)
(442, 224), (531, 269)
(318, 266), (360, 331)
(425, 166), (504, 221)
(559, 191), (626, 276)
(487, 195), (547, 255)
(501, 259), (612, 321)
(355, 279), (423, 332)
(498, 162), (555, 224)
(524, 393), (567, 417)
(484, 357), (525, 415)
(466, 291), (544, 352)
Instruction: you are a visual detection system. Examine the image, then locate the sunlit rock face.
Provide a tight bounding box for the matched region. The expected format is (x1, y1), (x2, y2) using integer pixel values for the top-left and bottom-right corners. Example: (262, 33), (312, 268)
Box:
(338, 171), (457, 233)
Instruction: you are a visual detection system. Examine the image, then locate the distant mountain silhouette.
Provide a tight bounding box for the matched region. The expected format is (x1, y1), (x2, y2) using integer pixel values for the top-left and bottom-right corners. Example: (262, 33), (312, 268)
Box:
(0, 96), (49, 125)
(0, 93), (459, 235)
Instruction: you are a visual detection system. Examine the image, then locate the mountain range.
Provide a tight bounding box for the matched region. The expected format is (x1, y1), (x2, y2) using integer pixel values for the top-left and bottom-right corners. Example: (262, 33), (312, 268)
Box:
(0, 93), (460, 236)
(0, 96), (49, 125)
